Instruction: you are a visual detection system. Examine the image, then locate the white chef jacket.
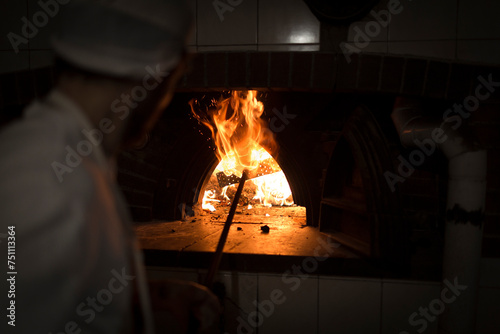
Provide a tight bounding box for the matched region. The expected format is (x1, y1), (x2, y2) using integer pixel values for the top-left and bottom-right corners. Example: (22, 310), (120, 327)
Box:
(0, 90), (153, 334)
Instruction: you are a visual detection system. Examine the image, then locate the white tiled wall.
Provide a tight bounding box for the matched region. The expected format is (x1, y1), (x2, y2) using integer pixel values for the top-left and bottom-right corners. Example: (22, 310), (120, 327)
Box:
(0, 0), (498, 74)
(197, 0), (258, 47)
(258, 0), (319, 47)
(0, 0), (66, 73)
(347, 0), (500, 65)
(1, 0), (29, 73)
(388, 0), (457, 41)
(0, 0), (29, 51)
(258, 274), (318, 334)
(217, 271), (259, 333)
(0, 0), (320, 74)
(146, 258), (500, 334)
(318, 277), (381, 334)
(381, 280), (440, 334)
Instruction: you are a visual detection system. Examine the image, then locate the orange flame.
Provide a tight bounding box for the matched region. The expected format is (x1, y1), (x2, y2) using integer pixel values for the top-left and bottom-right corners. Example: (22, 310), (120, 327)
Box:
(201, 189), (218, 212)
(190, 91), (275, 177)
(190, 90), (293, 210)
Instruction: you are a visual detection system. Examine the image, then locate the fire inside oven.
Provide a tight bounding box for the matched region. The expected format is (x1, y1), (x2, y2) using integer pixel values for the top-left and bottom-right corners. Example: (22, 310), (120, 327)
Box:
(201, 150), (294, 209)
(190, 90), (306, 227)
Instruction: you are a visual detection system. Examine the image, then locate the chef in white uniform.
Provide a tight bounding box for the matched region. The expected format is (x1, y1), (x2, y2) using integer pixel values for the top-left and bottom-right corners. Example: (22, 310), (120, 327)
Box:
(0, 1), (219, 333)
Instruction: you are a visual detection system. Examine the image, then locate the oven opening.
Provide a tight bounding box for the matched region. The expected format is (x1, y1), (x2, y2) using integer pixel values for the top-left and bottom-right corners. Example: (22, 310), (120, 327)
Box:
(134, 90), (364, 261)
(191, 142), (308, 246)
(134, 91), (406, 270)
(199, 144), (301, 216)
(185, 90), (312, 254)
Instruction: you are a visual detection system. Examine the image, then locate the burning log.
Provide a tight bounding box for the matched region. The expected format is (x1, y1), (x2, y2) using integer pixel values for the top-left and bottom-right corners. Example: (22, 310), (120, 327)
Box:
(216, 157), (281, 188)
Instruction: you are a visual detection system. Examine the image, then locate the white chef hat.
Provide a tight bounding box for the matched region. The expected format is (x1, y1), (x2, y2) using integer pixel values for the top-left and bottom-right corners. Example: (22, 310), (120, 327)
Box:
(52, 0), (193, 79)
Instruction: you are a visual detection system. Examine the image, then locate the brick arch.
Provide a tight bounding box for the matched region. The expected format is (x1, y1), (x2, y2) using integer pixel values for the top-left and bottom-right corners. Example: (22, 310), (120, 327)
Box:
(320, 104), (408, 267)
(176, 51), (500, 102)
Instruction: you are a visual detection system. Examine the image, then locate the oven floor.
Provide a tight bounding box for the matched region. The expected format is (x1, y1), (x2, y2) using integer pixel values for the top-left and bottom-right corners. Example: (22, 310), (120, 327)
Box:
(134, 206), (358, 258)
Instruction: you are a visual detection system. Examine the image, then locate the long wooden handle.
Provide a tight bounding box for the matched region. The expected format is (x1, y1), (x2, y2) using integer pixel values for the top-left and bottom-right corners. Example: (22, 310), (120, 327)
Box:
(205, 169), (249, 288)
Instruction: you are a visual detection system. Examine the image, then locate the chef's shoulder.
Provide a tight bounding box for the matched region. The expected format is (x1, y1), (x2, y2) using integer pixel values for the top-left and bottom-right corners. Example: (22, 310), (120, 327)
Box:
(0, 101), (93, 226)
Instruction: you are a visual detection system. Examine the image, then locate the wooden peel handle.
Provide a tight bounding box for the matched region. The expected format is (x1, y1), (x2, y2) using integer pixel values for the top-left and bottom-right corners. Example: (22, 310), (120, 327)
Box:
(205, 169), (249, 288)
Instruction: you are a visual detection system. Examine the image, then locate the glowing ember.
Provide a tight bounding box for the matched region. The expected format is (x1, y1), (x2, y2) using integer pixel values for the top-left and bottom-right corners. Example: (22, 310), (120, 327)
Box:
(191, 90), (294, 211)
(250, 170), (293, 207)
(201, 189), (218, 212)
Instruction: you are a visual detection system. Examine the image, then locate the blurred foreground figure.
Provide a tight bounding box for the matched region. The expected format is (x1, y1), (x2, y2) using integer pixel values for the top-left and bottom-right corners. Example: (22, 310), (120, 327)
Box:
(0, 1), (219, 333)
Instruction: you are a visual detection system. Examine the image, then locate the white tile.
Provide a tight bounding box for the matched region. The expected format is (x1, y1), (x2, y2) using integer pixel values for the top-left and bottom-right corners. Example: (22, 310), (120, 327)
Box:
(480, 258), (500, 288)
(27, 0), (69, 50)
(382, 281), (440, 334)
(186, 0), (196, 46)
(215, 272), (258, 333)
(318, 277), (381, 334)
(258, 274), (318, 334)
(217, 272), (258, 315)
(388, 0), (457, 41)
(197, 45), (257, 52)
(345, 1), (389, 55)
(388, 40), (456, 60)
(476, 287), (500, 333)
(347, 19), (388, 43)
(458, 0), (500, 39)
(30, 49), (53, 69)
(0, 0), (29, 51)
(0, 50), (29, 74)
(257, 44), (319, 52)
(197, 0), (257, 46)
(258, 0), (320, 45)
(457, 40), (500, 66)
